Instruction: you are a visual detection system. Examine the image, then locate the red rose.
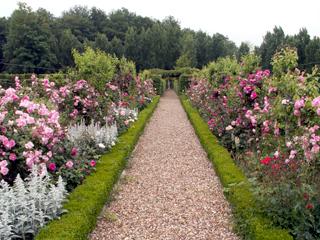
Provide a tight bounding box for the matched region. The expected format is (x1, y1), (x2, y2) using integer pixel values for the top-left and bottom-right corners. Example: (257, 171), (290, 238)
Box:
(260, 156), (272, 165)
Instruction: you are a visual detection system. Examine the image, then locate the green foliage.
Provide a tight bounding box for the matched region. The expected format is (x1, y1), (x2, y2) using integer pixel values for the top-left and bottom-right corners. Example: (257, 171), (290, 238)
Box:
(3, 3), (58, 73)
(72, 46), (117, 91)
(258, 26), (286, 69)
(305, 37), (320, 71)
(35, 96), (160, 240)
(175, 54), (193, 68)
(241, 54), (261, 75)
(176, 31), (197, 68)
(202, 56), (240, 85)
(141, 70), (166, 95)
(237, 42), (250, 61)
(271, 47), (298, 76)
(178, 73), (191, 93)
(0, 17), (7, 72)
(180, 96), (293, 240)
(151, 75), (164, 95)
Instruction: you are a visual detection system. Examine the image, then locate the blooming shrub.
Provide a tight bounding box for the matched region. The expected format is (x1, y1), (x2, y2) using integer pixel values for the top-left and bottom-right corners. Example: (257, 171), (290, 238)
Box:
(0, 47), (155, 239)
(187, 47), (320, 238)
(0, 86), (65, 183)
(0, 166), (66, 239)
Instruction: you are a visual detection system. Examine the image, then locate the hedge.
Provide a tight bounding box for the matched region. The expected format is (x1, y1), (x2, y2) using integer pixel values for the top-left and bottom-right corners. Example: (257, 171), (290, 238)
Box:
(180, 95), (293, 240)
(151, 74), (167, 95)
(148, 67), (199, 78)
(36, 96), (160, 240)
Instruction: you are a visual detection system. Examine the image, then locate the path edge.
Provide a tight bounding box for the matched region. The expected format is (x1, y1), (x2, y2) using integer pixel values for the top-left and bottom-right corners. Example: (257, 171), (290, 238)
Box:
(179, 95), (292, 240)
(36, 96), (160, 240)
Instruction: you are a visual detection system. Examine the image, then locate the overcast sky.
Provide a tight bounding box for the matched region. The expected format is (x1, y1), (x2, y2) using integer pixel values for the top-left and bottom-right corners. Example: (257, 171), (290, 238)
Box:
(1, 0), (319, 46)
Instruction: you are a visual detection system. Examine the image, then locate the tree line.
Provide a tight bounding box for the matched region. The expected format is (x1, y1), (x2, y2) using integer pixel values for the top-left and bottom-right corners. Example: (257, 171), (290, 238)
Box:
(0, 3), (319, 74)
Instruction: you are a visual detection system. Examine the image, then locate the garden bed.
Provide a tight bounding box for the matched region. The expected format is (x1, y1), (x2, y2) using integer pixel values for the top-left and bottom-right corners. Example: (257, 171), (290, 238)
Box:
(35, 96), (160, 240)
(180, 95), (292, 240)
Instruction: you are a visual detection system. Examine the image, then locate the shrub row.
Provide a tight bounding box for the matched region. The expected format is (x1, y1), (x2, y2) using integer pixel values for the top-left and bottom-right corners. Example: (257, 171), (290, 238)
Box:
(151, 74), (167, 95)
(35, 96), (160, 240)
(148, 67), (199, 78)
(180, 95), (292, 240)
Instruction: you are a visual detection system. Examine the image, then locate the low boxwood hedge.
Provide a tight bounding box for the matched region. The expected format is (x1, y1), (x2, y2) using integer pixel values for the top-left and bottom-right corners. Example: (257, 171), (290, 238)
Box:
(36, 96), (160, 240)
(180, 95), (293, 240)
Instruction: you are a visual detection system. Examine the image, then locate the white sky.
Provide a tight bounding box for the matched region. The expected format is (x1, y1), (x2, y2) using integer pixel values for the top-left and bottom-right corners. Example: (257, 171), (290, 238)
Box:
(1, 0), (319, 46)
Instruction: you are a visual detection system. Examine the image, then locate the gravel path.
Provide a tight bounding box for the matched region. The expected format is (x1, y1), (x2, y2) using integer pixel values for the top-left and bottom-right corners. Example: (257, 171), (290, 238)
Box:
(90, 90), (239, 240)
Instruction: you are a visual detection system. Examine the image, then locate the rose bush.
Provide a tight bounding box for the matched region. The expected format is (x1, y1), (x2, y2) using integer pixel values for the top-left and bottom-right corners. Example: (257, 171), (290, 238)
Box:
(186, 48), (320, 239)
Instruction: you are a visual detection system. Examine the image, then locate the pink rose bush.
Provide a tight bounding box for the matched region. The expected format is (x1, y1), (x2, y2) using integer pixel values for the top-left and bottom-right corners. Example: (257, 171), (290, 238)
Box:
(0, 70), (155, 191)
(187, 48), (320, 238)
(0, 87), (65, 182)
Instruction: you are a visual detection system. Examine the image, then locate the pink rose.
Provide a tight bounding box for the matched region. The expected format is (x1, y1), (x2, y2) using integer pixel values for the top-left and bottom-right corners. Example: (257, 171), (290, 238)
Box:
(0, 160), (8, 176)
(120, 110), (126, 116)
(48, 162), (56, 172)
(9, 153), (17, 161)
(294, 109), (301, 116)
(66, 160), (74, 169)
(250, 91), (258, 100)
(47, 151), (52, 158)
(312, 96), (320, 108)
(294, 99), (305, 110)
(0, 166), (8, 176)
(25, 141), (34, 149)
(90, 160), (96, 167)
(3, 139), (15, 150)
(71, 147), (78, 157)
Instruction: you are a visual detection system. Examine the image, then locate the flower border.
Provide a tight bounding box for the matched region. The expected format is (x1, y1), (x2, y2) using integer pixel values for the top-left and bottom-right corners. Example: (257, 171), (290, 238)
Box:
(36, 96), (160, 240)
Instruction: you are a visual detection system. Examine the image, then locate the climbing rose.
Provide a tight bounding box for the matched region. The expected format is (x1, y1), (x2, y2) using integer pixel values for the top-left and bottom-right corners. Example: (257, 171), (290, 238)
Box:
(90, 160), (96, 167)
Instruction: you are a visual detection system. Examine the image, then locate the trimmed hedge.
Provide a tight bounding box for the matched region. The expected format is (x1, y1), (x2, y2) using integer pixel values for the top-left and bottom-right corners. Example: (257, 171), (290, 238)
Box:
(151, 74), (167, 95)
(148, 67), (199, 78)
(180, 95), (293, 240)
(36, 96), (160, 240)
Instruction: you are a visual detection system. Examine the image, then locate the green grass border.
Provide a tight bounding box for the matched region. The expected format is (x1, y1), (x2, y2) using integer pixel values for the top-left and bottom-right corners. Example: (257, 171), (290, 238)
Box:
(180, 95), (293, 240)
(36, 96), (160, 240)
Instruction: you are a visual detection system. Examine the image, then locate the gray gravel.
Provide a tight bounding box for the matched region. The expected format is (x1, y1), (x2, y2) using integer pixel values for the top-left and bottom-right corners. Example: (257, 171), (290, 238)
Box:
(90, 90), (239, 240)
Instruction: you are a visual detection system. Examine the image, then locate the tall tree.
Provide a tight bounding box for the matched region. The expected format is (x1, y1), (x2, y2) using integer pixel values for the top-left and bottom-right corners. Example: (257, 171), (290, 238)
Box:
(305, 37), (320, 71)
(259, 26), (286, 69)
(0, 17), (7, 71)
(176, 31), (197, 68)
(293, 28), (310, 66)
(124, 27), (142, 68)
(237, 42), (250, 60)
(209, 33), (237, 61)
(108, 37), (124, 57)
(90, 7), (107, 35)
(94, 33), (109, 52)
(4, 3), (57, 73)
(61, 6), (94, 43)
(161, 16), (181, 69)
(195, 31), (211, 67)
